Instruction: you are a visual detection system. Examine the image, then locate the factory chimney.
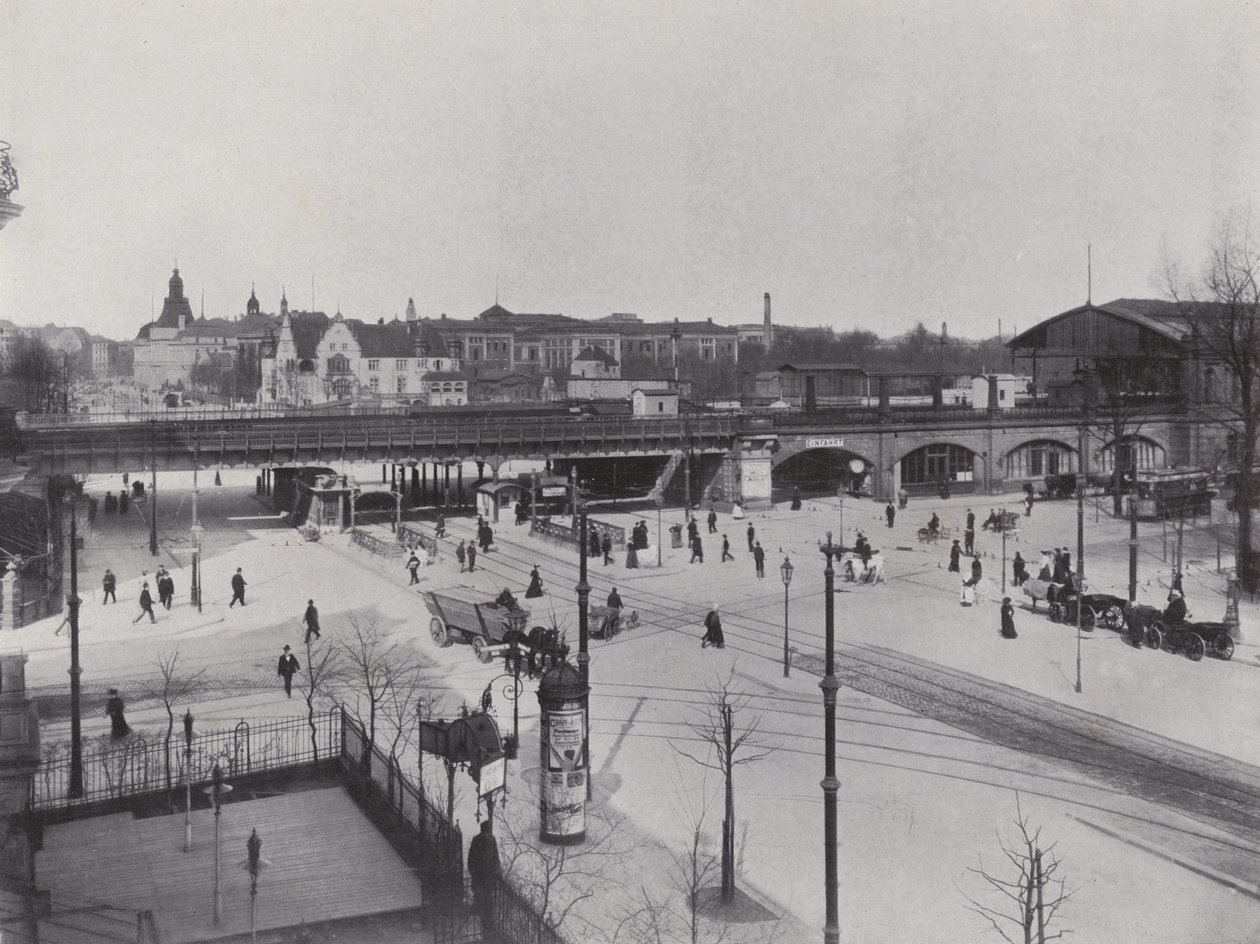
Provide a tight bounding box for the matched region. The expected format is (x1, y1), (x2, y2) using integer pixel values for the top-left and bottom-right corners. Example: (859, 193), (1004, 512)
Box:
(763, 292), (772, 348)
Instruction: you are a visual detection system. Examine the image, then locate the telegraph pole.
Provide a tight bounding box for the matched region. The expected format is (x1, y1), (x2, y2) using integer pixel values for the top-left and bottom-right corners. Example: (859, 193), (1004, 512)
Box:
(66, 492), (84, 798)
(577, 511), (592, 801)
(149, 419), (158, 556)
(818, 531), (841, 944)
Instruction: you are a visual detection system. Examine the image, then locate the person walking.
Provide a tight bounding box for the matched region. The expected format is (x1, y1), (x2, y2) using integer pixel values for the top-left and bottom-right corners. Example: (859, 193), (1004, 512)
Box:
(435, 512), (446, 538)
(1024, 491), (1034, 517)
(277, 645), (300, 697)
(897, 486), (909, 510)
(133, 583), (156, 624)
(721, 534), (734, 562)
(964, 524), (975, 556)
(1012, 551), (1027, 587)
(948, 540), (961, 573)
(701, 605), (725, 649)
(480, 523), (493, 553)
(965, 509), (975, 532)
(158, 568), (175, 610)
(525, 565), (545, 598)
(753, 541), (766, 578)
(466, 543), (477, 573)
(690, 534), (704, 563)
(118, 491), (129, 515)
(885, 502), (895, 528)
(303, 599), (322, 643)
(467, 819), (501, 926)
(625, 540), (640, 569)
(707, 508), (718, 534)
(1000, 597), (1018, 638)
(406, 552), (421, 585)
(602, 533), (613, 566)
(746, 523), (756, 553)
(971, 556), (983, 585)
(456, 540), (467, 572)
(687, 517), (698, 543)
(229, 568), (247, 608)
(106, 689), (131, 739)
(101, 569), (117, 605)
(791, 486), (802, 511)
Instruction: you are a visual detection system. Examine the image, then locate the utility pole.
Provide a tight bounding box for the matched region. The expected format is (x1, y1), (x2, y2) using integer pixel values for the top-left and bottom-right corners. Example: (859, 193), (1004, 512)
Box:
(1128, 446), (1138, 603)
(577, 511), (592, 801)
(1076, 417), (1086, 694)
(818, 531), (841, 944)
(149, 419), (158, 556)
(66, 492), (84, 798)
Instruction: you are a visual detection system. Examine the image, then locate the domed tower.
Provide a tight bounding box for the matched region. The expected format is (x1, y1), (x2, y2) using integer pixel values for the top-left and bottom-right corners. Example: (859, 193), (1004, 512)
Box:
(0, 141), (23, 233)
(406, 298), (417, 322)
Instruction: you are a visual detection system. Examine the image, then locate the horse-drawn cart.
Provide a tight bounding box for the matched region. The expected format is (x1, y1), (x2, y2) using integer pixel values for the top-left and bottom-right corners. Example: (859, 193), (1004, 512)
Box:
(1144, 617), (1235, 661)
(589, 604), (641, 639)
(423, 587), (531, 663)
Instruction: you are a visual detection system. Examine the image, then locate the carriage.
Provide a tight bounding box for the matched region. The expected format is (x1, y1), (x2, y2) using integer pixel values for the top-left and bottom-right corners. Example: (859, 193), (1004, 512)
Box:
(1140, 616), (1235, 661)
(916, 526), (952, 544)
(423, 587), (531, 662)
(589, 604), (642, 639)
(841, 552), (886, 584)
(982, 510), (1021, 533)
(1025, 579), (1125, 630)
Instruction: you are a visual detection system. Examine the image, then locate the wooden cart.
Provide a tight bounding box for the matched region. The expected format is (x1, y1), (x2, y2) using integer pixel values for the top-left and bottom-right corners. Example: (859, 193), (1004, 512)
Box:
(423, 587), (531, 663)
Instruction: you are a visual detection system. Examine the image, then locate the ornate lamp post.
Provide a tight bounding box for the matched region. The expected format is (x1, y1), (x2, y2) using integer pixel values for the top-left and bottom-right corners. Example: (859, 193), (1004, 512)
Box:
(64, 491), (84, 798)
(817, 532), (841, 944)
(203, 764), (233, 926)
(780, 556), (793, 677)
(183, 711), (194, 852)
(240, 828), (270, 944)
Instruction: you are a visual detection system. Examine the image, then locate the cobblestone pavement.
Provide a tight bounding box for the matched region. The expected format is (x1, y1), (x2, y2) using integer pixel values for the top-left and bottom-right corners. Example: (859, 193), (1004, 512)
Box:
(795, 643), (1260, 845)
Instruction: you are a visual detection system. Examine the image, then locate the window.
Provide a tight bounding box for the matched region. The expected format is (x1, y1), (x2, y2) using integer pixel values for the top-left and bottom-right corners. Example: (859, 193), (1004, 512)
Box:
(369, 377), (380, 392)
(396, 376), (407, 393)
(900, 444), (975, 486)
(658, 401), (664, 413)
(396, 359), (407, 371)
(367, 359), (380, 371)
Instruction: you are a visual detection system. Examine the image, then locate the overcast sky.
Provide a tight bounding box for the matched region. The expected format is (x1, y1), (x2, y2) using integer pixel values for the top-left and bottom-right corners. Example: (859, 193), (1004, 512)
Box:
(1, 1), (1256, 341)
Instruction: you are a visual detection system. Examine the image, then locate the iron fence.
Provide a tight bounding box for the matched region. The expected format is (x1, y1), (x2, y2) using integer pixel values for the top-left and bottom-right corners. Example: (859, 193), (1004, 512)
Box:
(398, 522), (441, 559)
(31, 711), (340, 812)
(352, 528), (407, 558)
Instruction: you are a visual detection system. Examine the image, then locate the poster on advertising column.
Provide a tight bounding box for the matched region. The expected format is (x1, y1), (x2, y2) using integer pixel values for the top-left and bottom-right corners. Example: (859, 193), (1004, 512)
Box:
(541, 706), (586, 840)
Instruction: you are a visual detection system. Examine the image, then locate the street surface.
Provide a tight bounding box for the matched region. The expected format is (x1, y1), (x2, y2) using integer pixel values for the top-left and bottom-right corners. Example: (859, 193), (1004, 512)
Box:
(13, 465), (1260, 943)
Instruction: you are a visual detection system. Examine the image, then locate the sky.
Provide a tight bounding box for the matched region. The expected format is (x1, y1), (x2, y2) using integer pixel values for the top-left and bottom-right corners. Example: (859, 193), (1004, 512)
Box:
(1, 0), (1257, 341)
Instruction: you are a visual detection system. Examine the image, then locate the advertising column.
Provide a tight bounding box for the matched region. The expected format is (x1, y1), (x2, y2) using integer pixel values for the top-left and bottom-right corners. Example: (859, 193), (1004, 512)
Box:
(536, 662), (589, 845)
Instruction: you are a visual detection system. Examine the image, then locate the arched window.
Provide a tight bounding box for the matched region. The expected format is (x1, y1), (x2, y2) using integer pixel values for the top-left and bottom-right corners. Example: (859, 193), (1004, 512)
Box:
(1005, 440), (1076, 479)
(899, 444), (975, 486)
(298, 359), (315, 375)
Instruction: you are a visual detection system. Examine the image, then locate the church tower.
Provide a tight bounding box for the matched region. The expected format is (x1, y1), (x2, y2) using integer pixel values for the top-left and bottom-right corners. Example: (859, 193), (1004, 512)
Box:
(406, 298), (417, 322)
(247, 284), (260, 316)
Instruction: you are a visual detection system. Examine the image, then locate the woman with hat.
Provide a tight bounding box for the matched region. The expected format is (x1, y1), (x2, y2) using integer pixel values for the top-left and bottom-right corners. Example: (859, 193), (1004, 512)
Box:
(1000, 597), (1018, 638)
(701, 604), (725, 649)
(1164, 590), (1187, 627)
(106, 689), (131, 739)
(525, 565), (545, 599)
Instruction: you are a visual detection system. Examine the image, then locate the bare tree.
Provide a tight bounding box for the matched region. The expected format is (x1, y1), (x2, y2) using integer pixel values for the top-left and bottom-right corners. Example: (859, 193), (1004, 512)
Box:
(296, 636), (340, 760)
(379, 661), (441, 763)
(1165, 212), (1260, 592)
(144, 651), (205, 805)
(672, 669), (778, 904)
(335, 613), (414, 768)
(961, 796), (1076, 944)
(1082, 357), (1164, 516)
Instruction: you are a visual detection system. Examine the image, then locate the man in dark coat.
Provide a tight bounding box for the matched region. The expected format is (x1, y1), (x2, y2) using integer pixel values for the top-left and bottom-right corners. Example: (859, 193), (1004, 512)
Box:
(456, 540), (467, 572)
(971, 556), (983, 586)
(467, 820), (501, 922)
(303, 599), (321, 643)
(687, 518), (698, 543)
(707, 508), (718, 533)
(701, 605), (725, 649)
(721, 535), (734, 562)
(885, 502), (895, 528)
(277, 645), (300, 697)
(791, 487), (802, 511)
(753, 542), (765, 578)
(102, 569), (117, 604)
(1012, 552), (1027, 587)
(435, 512), (446, 538)
(515, 501), (527, 525)
(133, 583), (156, 624)
(607, 587), (623, 611)
(230, 568), (247, 607)
(690, 534), (704, 563)
(948, 540), (961, 573)
(158, 568), (174, 610)
(466, 543), (477, 573)
(965, 509), (975, 531)
(602, 533), (613, 566)
(406, 552), (421, 585)
(1164, 590), (1187, 626)
(964, 525), (975, 556)
(106, 689), (131, 739)
(747, 523), (756, 552)
(1000, 598), (1018, 638)
(525, 566), (545, 598)
(118, 491), (129, 514)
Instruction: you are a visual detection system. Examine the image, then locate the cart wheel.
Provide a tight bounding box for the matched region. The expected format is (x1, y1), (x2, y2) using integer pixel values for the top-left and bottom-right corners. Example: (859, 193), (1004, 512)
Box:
(1048, 603), (1061, 623)
(1145, 625), (1163, 651)
(1215, 634), (1235, 660)
(1184, 632), (1206, 662)
(917, 529), (930, 543)
(429, 616), (452, 647)
(472, 636), (493, 664)
(1104, 604), (1124, 629)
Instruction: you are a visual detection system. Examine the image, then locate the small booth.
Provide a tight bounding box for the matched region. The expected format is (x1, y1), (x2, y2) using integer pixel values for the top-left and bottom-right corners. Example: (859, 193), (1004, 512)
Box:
(477, 481), (529, 524)
(295, 472), (353, 530)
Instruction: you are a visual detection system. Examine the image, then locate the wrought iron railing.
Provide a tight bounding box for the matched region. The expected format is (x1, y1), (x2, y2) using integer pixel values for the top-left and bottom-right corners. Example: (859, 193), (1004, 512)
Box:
(398, 522), (441, 558)
(352, 528), (406, 558)
(31, 711), (340, 812)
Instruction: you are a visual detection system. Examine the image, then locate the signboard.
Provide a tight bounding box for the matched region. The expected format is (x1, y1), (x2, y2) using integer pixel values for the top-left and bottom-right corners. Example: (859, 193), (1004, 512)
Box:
(806, 437), (845, 449)
(542, 486), (568, 497)
(477, 753), (506, 797)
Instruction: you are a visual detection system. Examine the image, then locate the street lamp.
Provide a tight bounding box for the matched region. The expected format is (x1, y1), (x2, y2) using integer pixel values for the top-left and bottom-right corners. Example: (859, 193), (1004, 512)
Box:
(240, 828), (270, 944)
(149, 419), (158, 557)
(780, 556), (793, 677)
(817, 532), (841, 944)
(183, 711), (194, 852)
(63, 491), (84, 799)
(203, 763), (233, 926)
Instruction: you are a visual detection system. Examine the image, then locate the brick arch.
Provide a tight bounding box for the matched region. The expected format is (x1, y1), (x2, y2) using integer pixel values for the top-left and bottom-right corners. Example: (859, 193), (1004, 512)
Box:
(1000, 437), (1079, 478)
(769, 436), (877, 470)
(889, 437), (985, 468)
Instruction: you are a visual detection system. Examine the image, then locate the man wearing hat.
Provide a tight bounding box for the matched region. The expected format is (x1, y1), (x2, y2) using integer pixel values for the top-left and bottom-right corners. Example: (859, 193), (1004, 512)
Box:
(277, 645), (301, 698)
(701, 604), (726, 649)
(1164, 590), (1187, 627)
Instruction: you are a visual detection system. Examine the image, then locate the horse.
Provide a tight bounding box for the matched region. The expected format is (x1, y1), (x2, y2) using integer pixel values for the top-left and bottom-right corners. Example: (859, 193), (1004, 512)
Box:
(1022, 577), (1066, 612)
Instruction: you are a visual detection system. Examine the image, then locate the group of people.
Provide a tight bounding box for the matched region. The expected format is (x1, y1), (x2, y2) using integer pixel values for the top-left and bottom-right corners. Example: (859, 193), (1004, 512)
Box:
(99, 564), (249, 625)
(100, 491), (130, 515)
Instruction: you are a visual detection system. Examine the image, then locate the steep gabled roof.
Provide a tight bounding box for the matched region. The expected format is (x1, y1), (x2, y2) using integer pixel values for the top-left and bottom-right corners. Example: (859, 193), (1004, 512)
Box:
(574, 345), (619, 368)
(350, 320), (413, 358)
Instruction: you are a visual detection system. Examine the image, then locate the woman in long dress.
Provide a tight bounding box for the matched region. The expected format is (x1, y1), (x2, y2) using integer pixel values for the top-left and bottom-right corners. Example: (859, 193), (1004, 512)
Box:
(626, 542), (639, 569)
(525, 566), (545, 599)
(106, 689), (131, 739)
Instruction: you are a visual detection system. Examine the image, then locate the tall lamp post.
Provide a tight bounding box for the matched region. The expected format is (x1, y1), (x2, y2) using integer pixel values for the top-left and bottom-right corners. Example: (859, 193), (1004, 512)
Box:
(817, 532), (841, 944)
(240, 828), (269, 944)
(576, 511), (592, 801)
(780, 556), (793, 677)
(1075, 409), (1088, 694)
(149, 419), (158, 557)
(191, 436), (202, 611)
(183, 711), (194, 852)
(64, 492), (84, 799)
(203, 764), (233, 926)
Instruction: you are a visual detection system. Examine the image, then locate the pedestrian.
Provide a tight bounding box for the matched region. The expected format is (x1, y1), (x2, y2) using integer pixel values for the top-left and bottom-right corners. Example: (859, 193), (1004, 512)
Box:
(753, 541), (765, 578)
(1024, 492), (1034, 517)
(721, 534), (734, 562)
(104, 491), (115, 515)
(707, 508), (718, 534)
(407, 552), (421, 585)
(607, 587), (623, 611)
(525, 565), (545, 598)
(701, 604), (725, 649)
(1168, 571), (1184, 603)
(885, 502), (895, 528)
(123, 472), (129, 487)
(965, 509), (975, 532)
(515, 501), (527, 526)
(106, 689), (131, 739)
(1012, 552), (1027, 587)
(602, 533), (613, 566)
(964, 525), (975, 556)
(687, 518), (698, 543)
(229, 567), (247, 607)
(303, 599), (321, 643)
(118, 491), (129, 515)
(88, 496), (98, 523)
(467, 543), (477, 573)
(626, 540), (639, 569)
(948, 540), (961, 573)
(456, 540), (467, 572)
(1052, 549), (1068, 584)
(102, 569), (117, 605)
(467, 819), (501, 926)
(690, 534), (704, 563)
(791, 486), (802, 511)
(480, 524), (493, 553)
(133, 583), (156, 624)
(214, 470), (222, 486)
(161, 570), (175, 609)
(897, 486), (908, 510)
(435, 512), (446, 538)
(277, 645), (300, 697)
(747, 523), (756, 552)
(971, 556), (983, 585)
(1000, 597), (1018, 639)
